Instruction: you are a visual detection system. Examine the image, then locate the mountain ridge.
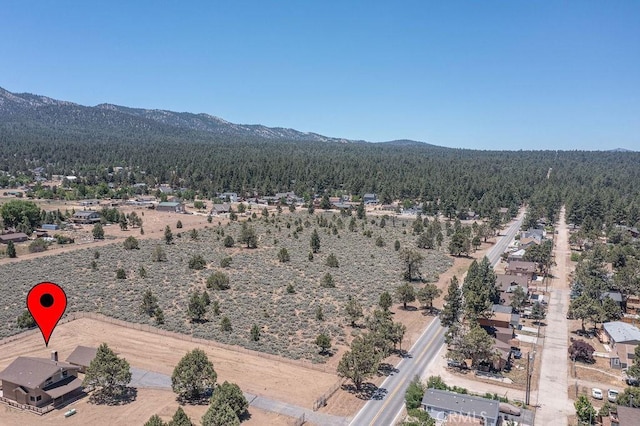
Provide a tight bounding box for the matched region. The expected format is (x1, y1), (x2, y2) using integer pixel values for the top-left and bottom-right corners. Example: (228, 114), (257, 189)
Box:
(0, 86), (438, 147)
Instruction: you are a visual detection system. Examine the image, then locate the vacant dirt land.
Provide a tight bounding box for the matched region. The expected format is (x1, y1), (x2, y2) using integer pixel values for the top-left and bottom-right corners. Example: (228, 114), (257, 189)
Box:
(0, 388), (297, 426)
(0, 318), (337, 409)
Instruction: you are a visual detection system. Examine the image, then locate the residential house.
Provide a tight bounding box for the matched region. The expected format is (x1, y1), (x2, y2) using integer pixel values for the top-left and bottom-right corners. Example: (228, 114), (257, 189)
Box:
(41, 224), (60, 231)
(221, 192), (238, 202)
(625, 295), (640, 316)
(602, 291), (624, 308)
(156, 201), (185, 213)
(478, 308), (519, 329)
(421, 389), (500, 426)
(77, 199), (100, 207)
(65, 346), (97, 373)
(519, 237), (540, 250)
(211, 203), (230, 215)
(0, 352), (82, 409)
(71, 211), (101, 224)
(610, 342), (637, 369)
(507, 249), (527, 262)
(601, 321), (640, 346)
(505, 261), (537, 281)
(614, 225), (640, 239)
(157, 185), (173, 195)
(497, 274), (528, 306)
(0, 233), (29, 244)
(363, 193), (378, 204)
(612, 406), (640, 426)
(520, 228), (544, 242)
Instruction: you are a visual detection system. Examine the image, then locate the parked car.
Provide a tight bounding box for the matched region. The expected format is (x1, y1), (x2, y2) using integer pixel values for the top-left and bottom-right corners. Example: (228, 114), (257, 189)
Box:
(592, 388), (603, 400)
(608, 389), (619, 402)
(447, 359), (466, 369)
(511, 349), (522, 359)
(626, 377), (640, 386)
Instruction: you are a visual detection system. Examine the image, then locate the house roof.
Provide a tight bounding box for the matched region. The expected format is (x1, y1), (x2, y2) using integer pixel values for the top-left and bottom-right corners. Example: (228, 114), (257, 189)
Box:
(602, 291), (623, 303)
(616, 406), (640, 426)
(65, 346), (97, 368)
(490, 311), (513, 323)
(603, 321), (640, 344)
(492, 304), (513, 314)
(506, 261), (537, 273)
(73, 210), (98, 217)
(43, 376), (83, 399)
(509, 249), (526, 258)
(496, 275), (529, 292)
(421, 389), (499, 419)
(0, 357), (78, 388)
(0, 232), (29, 242)
(157, 202), (182, 207)
(212, 203), (230, 212)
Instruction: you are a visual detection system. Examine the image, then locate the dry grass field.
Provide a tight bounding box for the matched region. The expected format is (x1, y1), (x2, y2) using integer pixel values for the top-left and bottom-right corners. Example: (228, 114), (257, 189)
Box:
(0, 210), (453, 362)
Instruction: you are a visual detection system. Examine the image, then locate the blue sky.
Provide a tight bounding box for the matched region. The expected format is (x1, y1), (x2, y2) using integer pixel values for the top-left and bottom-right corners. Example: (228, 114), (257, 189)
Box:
(1, 1), (638, 150)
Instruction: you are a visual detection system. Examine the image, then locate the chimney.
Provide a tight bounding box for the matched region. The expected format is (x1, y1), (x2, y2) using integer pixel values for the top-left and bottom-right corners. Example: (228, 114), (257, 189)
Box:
(51, 351), (58, 362)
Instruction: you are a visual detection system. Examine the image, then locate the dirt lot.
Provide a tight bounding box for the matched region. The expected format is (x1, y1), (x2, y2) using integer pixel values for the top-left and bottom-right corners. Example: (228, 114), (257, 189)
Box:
(0, 389), (296, 426)
(0, 318), (337, 410)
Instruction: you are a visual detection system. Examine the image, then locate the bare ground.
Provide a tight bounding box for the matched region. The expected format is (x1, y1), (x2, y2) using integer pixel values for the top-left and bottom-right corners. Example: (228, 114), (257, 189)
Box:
(0, 318), (337, 410)
(0, 388), (297, 426)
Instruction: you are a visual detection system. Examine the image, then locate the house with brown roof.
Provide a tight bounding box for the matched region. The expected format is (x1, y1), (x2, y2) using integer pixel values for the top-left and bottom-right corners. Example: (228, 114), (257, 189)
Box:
(0, 352), (82, 409)
(0, 232), (29, 244)
(65, 346), (97, 373)
(505, 260), (537, 281)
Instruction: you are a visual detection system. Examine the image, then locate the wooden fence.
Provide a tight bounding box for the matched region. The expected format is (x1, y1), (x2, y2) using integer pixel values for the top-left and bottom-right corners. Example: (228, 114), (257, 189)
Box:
(0, 396), (53, 415)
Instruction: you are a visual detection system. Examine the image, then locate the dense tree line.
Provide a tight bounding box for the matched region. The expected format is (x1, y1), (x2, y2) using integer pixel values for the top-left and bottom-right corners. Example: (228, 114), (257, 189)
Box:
(1, 122), (637, 222)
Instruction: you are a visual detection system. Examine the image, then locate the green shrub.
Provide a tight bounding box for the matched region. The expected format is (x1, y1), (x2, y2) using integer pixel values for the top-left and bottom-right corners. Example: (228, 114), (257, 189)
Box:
(207, 271), (230, 290)
(188, 254), (206, 270)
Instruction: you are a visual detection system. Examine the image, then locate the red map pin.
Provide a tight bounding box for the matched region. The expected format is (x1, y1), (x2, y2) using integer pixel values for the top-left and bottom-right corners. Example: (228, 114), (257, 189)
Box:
(27, 282), (67, 347)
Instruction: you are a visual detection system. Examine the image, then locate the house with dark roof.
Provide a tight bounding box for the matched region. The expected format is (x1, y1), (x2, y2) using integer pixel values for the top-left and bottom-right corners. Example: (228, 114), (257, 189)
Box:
(421, 389), (500, 426)
(71, 210), (101, 224)
(363, 193), (378, 204)
(156, 201), (185, 213)
(0, 352), (82, 409)
(65, 346), (97, 373)
(0, 232), (29, 244)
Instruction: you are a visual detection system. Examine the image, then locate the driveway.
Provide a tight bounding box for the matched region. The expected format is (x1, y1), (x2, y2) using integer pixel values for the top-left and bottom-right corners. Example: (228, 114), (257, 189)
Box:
(129, 366), (349, 425)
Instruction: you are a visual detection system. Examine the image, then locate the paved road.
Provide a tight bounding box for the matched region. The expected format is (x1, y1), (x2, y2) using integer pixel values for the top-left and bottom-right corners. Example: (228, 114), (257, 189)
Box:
(130, 367), (349, 425)
(350, 215), (524, 426)
(533, 208), (574, 425)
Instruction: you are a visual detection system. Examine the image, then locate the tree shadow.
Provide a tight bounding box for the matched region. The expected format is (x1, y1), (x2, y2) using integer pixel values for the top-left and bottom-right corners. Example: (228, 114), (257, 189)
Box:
(176, 393), (212, 405)
(341, 382), (387, 400)
(422, 307), (440, 316)
(88, 386), (137, 405)
(377, 362), (399, 377)
(400, 305), (418, 311)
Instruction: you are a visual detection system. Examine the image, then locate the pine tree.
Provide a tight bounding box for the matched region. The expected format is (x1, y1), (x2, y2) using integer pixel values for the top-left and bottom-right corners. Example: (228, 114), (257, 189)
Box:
(440, 276), (462, 327)
(6, 240), (16, 258)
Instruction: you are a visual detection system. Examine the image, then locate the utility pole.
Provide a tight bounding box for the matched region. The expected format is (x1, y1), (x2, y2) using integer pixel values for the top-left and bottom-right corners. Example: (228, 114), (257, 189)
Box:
(525, 352), (531, 405)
